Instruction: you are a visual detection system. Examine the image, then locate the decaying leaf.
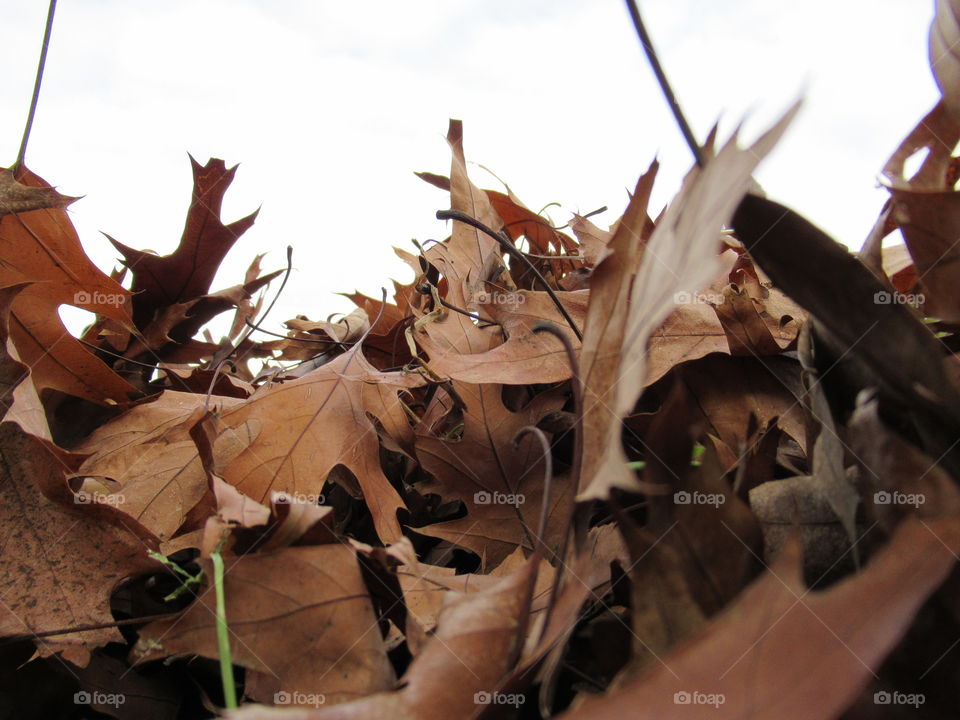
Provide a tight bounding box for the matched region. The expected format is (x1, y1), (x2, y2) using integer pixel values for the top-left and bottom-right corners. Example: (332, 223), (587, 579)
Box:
(578, 103), (800, 501)
(414, 382), (570, 568)
(0, 167), (77, 217)
(221, 346), (422, 544)
(0, 166), (138, 404)
(0, 423), (160, 661)
(558, 514), (960, 720)
(228, 554), (538, 720)
(134, 544), (395, 707)
(930, 0), (960, 120)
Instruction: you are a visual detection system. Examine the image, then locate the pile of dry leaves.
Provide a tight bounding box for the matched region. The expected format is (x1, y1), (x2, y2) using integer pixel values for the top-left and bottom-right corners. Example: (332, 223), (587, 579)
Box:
(4, 8), (960, 719)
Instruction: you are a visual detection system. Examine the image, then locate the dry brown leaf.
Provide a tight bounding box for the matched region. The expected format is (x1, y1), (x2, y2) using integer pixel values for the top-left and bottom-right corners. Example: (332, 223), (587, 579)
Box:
(0, 283), (50, 439)
(0, 423), (160, 660)
(414, 382), (569, 567)
(569, 213), (615, 267)
(643, 354), (805, 469)
(0, 166), (138, 404)
(578, 102), (799, 501)
(228, 554), (538, 720)
(134, 544), (394, 707)
(422, 120), (506, 309)
(930, 0), (960, 120)
(413, 288), (586, 384)
(108, 156), (258, 329)
(397, 547), (554, 652)
(417, 171), (580, 283)
(641, 382), (762, 614)
(0, 167), (78, 217)
(221, 346), (422, 544)
(74, 394), (254, 540)
(558, 513), (960, 720)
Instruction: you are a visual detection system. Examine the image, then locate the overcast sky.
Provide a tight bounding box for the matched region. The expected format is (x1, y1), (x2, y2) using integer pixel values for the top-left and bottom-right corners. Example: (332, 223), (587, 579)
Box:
(1, 1), (939, 337)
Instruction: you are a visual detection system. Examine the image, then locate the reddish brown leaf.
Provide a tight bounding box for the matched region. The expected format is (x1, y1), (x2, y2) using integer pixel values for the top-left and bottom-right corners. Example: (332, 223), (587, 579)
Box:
(0, 166), (138, 404)
(134, 544), (395, 707)
(0, 423), (160, 660)
(414, 382), (570, 567)
(558, 515), (959, 720)
(108, 156), (258, 329)
(229, 555), (538, 720)
(0, 167), (77, 217)
(221, 346), (422, 544)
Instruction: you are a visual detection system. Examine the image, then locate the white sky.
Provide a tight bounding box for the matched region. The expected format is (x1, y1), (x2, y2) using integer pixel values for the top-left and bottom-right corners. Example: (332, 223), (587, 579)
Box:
(1, 1), (939, 338)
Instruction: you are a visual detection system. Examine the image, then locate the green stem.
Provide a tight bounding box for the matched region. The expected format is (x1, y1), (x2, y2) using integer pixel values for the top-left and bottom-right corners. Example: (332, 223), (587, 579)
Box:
(211, 550), (238, 709)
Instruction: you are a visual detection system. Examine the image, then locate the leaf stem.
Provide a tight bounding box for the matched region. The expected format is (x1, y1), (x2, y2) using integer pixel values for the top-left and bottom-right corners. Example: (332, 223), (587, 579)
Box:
(624, 0), (704, 168)
(211, 549), (238, 709)
(436, 209), (582, 341)
(15, 0), (58, 172)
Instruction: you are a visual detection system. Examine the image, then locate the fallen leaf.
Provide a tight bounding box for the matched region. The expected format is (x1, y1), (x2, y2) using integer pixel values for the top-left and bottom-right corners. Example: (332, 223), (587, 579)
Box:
(413, 288), (586, 384)
(414, 382), (569, 567)
(0, 422), (160, 659)
(0, 165), (138, 404)
(228, 554), (538, 720)
(930, 0), (960, 120)
(74, 393), (254, 539)
(578, 103), (799, 501)
(134, 544), (395, 707)
(221, 346), (422, 544)
(0, 167), (77, 217)
(108, 156), (258, 329)
(558, 514), (960, 720)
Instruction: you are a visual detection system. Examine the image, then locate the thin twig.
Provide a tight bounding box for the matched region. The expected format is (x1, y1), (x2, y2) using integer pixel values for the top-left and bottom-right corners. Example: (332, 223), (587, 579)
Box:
(437, 296), (496, 326)
(14, 0), (58, 171)
(235, 245), (293, 347)
(77, 337), (166, 371)
(514, 426), (555, 561)
(243, 319), (353, 348)
(531, 322), (583, 646)
(436, 209), (582, 341)
(0, 610), (183, 646)
(624, 0), (705, 167)
(206, 246), (292, 408)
